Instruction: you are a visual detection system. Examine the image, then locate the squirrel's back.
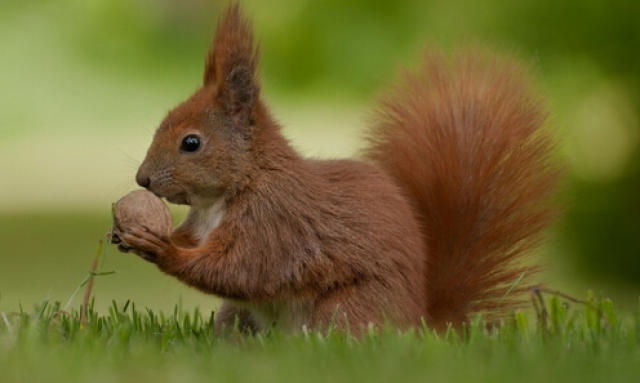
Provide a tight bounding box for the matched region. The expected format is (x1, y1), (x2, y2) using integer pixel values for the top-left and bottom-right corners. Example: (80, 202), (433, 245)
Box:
(365, 50), (559, 328)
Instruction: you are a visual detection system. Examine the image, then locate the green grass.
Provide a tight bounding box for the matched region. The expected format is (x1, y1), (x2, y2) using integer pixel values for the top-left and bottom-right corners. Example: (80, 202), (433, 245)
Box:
(1, 212), (639, 383)
(0, 294), (639, 383)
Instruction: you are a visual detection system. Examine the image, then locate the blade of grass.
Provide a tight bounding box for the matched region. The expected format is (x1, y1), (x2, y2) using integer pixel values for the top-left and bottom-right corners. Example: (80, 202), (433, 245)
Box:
(80, 240), (104, 328)
(63, 275), (91, 312)
(497, 271), (527, 306)
(534, 286), (589, 306)
(1, 312), (12, 334)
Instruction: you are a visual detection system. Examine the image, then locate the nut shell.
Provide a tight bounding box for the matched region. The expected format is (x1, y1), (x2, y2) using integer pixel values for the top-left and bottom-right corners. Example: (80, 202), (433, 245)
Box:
(111, 190), (172, 244)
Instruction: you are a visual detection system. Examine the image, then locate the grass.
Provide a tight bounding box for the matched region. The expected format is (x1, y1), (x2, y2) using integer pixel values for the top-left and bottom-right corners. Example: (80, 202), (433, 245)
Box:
(0, 293), (638, 383)
(1, 213), (639, 382)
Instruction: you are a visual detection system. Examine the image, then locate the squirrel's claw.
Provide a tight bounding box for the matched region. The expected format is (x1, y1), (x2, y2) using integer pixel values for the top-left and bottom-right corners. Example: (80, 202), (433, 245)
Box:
(119, 225), (176, 263)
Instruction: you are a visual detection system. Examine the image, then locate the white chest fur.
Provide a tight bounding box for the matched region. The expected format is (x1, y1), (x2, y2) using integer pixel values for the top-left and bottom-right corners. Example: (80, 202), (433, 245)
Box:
(188, 198), (226, 244)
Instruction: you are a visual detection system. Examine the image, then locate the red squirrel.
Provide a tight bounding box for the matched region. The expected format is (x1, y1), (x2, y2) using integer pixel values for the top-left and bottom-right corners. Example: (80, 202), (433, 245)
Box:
(116, 4), (558, 334)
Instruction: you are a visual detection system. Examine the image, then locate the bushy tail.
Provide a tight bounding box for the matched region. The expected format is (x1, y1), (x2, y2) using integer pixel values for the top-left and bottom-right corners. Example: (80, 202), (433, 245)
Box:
(364, 50), (559, 328)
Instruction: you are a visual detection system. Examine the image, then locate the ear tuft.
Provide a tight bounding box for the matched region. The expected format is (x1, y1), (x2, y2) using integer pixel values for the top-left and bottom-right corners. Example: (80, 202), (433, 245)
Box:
(204, 3), (260, 121)
(224, 66), (256, 115)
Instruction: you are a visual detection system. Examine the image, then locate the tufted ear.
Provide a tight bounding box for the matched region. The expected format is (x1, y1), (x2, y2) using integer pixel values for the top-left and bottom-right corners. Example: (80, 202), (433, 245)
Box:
(204, 4), (260, 124)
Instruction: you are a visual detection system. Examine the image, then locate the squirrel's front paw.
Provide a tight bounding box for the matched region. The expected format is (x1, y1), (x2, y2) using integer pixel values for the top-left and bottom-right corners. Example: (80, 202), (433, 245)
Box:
(119, 225), (177, 263)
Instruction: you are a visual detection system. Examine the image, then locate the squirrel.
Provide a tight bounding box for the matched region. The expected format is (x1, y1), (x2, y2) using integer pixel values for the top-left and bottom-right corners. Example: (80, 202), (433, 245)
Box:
(115, 4), (559, 334)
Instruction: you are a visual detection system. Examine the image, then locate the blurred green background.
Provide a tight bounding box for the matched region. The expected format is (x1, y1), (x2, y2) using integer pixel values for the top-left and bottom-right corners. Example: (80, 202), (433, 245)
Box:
(0, 0), (638, 313)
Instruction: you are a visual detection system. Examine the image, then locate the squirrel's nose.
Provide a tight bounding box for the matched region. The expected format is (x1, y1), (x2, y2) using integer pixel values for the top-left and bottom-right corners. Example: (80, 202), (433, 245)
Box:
(136, 172), (151, 188)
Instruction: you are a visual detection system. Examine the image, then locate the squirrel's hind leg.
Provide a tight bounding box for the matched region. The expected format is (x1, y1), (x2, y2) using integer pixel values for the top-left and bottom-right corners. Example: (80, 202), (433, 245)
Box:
(214, 301), (261, 336)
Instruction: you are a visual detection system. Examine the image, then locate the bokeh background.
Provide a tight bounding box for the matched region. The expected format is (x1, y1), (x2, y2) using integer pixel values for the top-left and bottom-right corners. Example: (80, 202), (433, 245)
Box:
(1, 0), (639, 313)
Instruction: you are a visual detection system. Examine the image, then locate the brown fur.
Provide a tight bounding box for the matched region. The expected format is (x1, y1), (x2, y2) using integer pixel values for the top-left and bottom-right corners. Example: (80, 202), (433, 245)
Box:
(365, 51), (559, 328)
(119, 4), (558, 333)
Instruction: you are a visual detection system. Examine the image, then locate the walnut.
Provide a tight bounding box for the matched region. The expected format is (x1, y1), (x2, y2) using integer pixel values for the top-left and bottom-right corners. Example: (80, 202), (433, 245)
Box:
(111, 190), (172, 246)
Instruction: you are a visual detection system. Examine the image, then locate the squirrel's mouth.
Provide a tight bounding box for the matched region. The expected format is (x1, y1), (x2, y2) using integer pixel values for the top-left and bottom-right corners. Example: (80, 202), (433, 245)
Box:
(145, 185), (189, 205)
(166, 192), (189, 205)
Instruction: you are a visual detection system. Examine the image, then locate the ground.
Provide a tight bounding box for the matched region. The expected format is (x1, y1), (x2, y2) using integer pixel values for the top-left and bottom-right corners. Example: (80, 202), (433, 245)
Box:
(1, 293), (638, 383)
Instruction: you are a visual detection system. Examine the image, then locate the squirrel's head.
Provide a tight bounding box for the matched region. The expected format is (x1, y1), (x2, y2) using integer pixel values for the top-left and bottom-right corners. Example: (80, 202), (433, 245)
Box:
(136, 4), (263, 206)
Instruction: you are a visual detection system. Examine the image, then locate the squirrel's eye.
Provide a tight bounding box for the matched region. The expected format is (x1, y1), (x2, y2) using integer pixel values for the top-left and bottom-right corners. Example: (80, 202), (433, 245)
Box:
(180, 134), (201, 152)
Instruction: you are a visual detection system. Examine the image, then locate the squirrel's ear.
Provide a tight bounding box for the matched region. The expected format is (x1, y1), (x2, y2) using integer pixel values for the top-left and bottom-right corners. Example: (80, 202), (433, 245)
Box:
(204, 4), (260, 123)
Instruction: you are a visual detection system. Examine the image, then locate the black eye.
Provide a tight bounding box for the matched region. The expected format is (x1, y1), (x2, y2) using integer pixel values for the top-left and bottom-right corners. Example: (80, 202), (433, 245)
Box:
(180, 134), (201, 152)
